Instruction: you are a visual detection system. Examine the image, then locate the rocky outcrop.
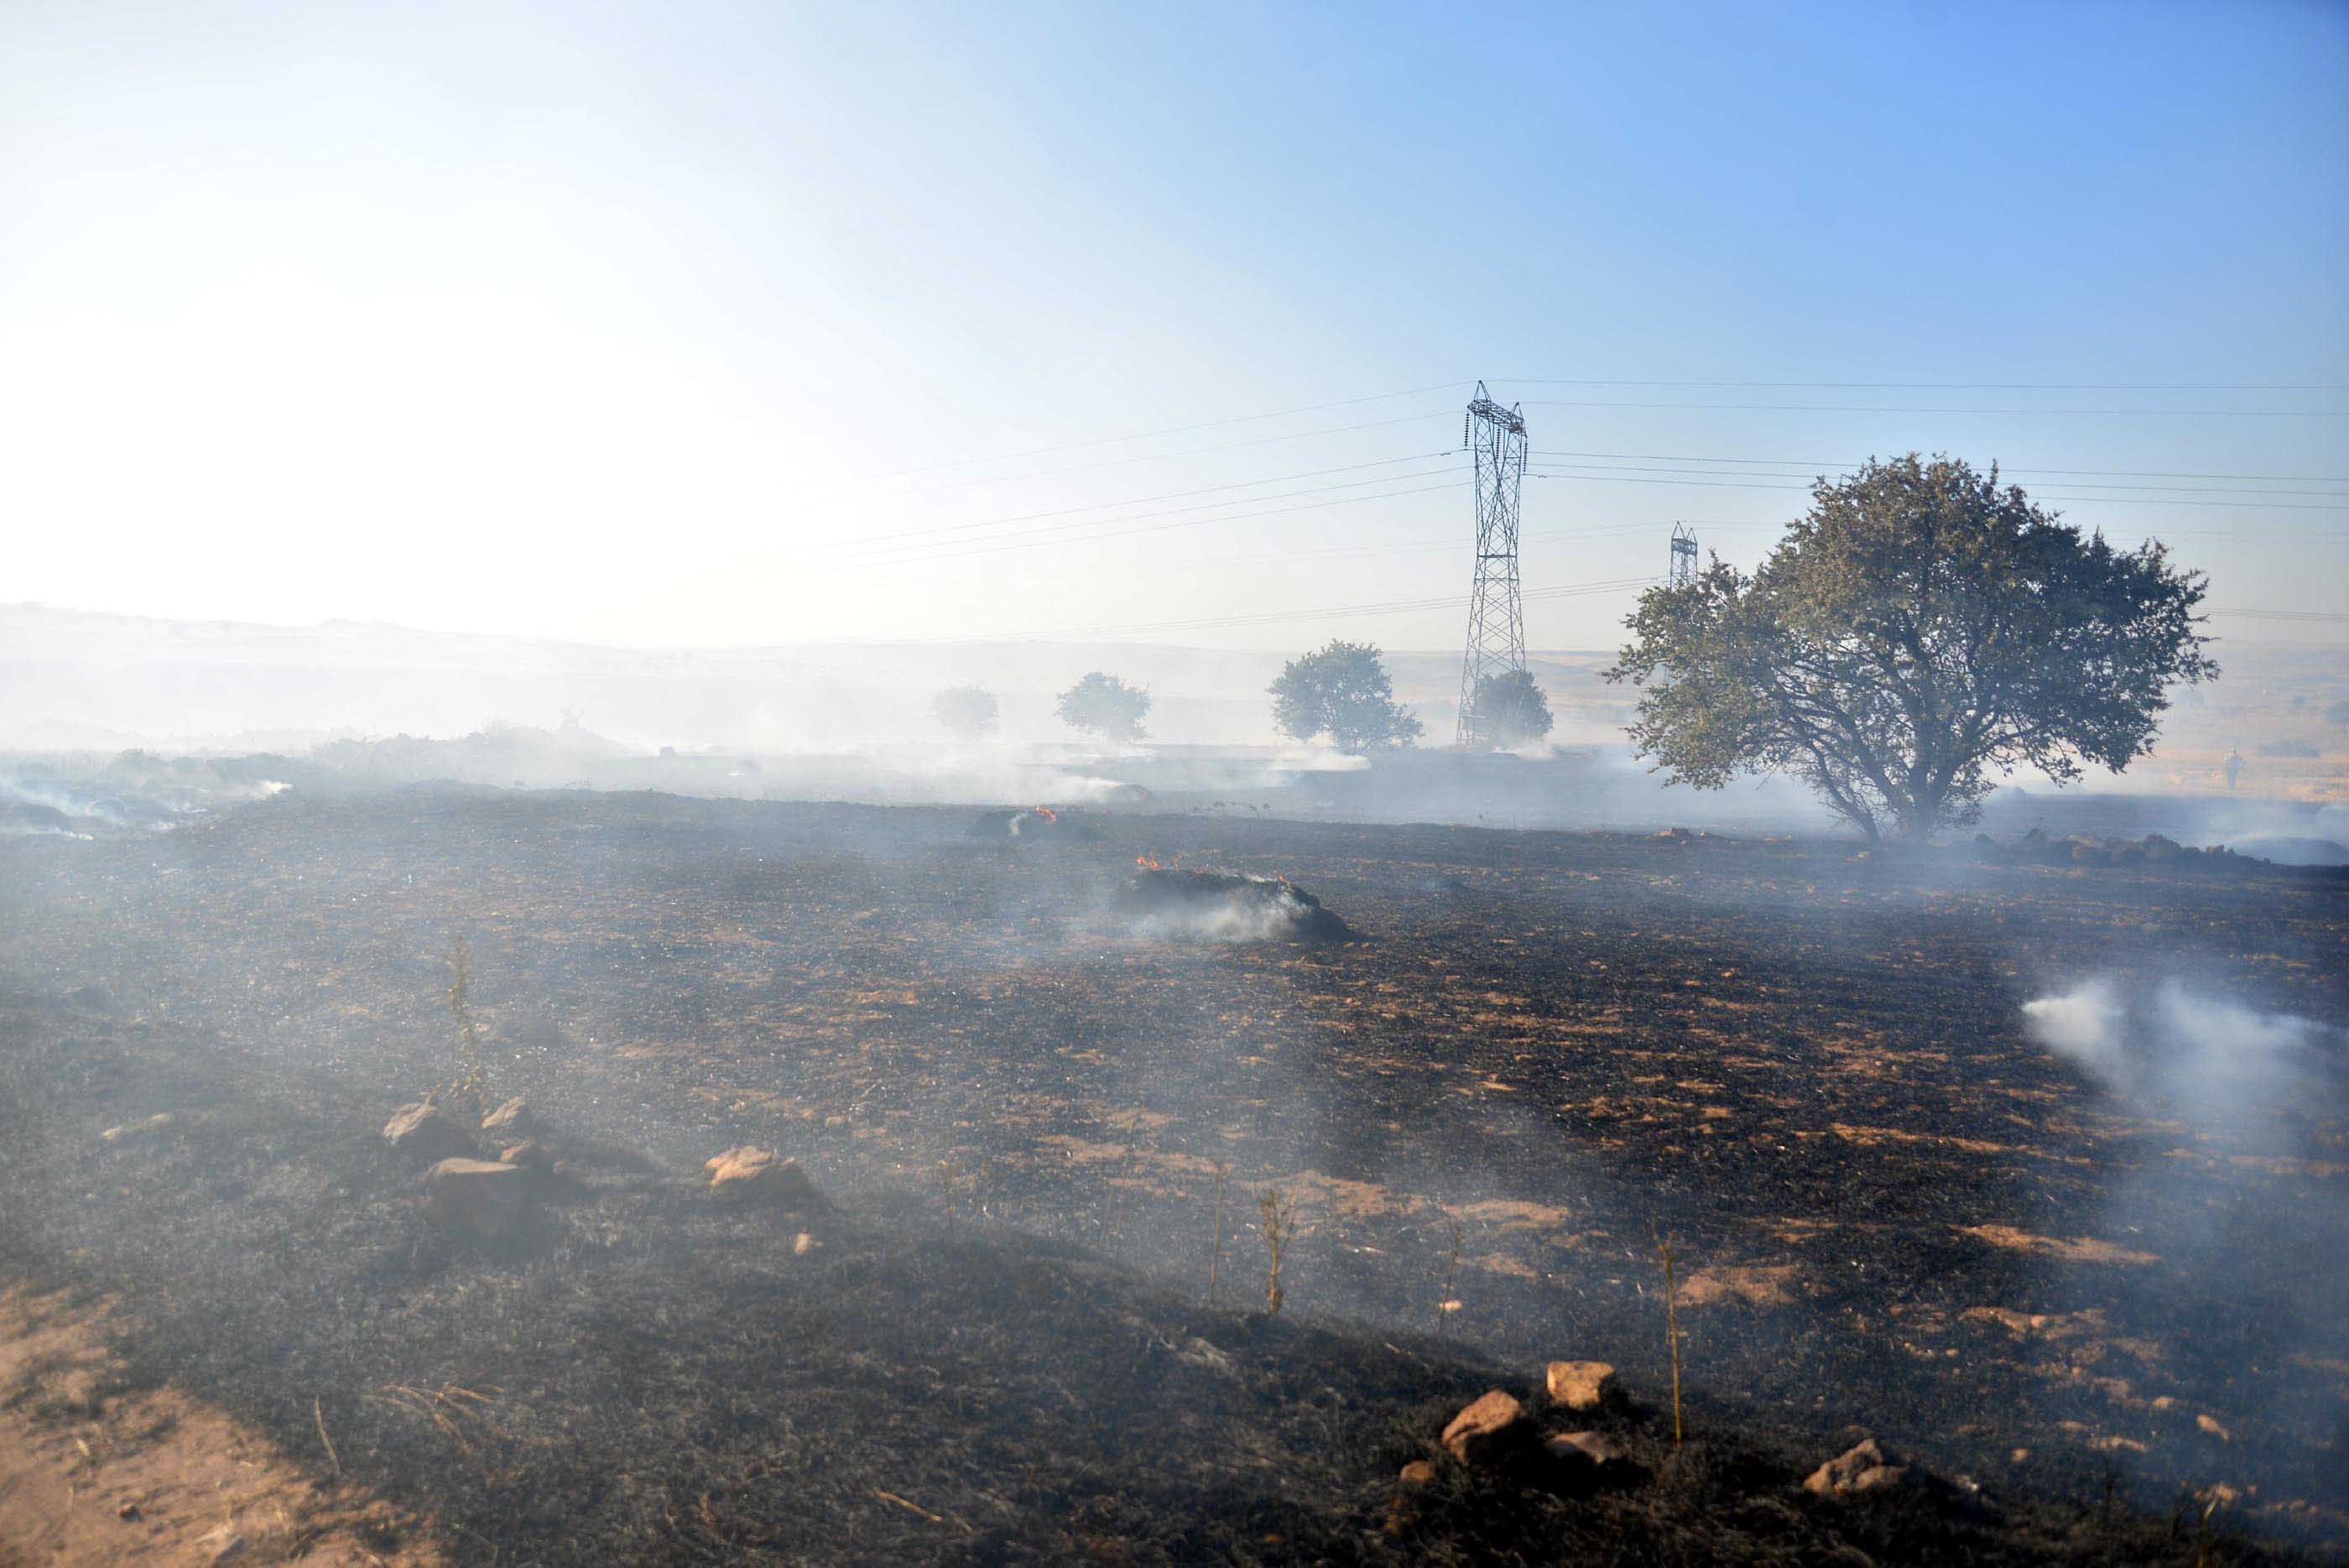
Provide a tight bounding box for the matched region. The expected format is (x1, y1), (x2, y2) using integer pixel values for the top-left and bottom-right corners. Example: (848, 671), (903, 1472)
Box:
(705, 1147), (821, 1209)
(383, 1102), (476, 1162)
(1544, 1359), (1617, 1412)
(1805, 1436), (1909, 1496)
(424, 1158), (525, 1237)
(1440, 1390), (1531, 1466)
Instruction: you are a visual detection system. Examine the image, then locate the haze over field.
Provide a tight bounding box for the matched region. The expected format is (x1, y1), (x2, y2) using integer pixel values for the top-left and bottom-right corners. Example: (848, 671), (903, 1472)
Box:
(4, 7), (2349, 1566)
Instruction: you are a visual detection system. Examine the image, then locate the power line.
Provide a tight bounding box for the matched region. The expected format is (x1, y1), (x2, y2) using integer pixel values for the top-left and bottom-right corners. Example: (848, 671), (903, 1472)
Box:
(1528, 468), (2349, 510)
(959, 575), (1658, 643)
(2209, 607), (2349, 623)
(1529, 449), (2349, 485)
(1494, 378), (2347, 392)
(915, 409), (1457, 490)
(859, 476), (1466, 570)
(870, 375), (2342, 487)
(869, 381), (1470, 478)
(1521, 399), (2347, 417)
(845, 452), (1457, 556)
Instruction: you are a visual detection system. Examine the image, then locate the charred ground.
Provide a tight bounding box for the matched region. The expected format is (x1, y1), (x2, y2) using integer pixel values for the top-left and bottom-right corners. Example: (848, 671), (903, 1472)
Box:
(2, 788), (2344, 1562)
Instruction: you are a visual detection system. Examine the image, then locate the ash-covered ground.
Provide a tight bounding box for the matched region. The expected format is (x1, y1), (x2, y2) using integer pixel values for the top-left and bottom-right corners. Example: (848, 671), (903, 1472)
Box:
(2, 787), (2344, 1562)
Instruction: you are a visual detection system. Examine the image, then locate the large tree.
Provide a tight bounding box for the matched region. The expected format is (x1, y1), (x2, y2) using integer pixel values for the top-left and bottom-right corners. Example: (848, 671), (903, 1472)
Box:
(1268, 639), (1423, 753)
(930, 685), (999, 742)
(1606, 455), (2216, 841)
(1055, 671), (1151, 742)
(1467, 669), (1554, 748)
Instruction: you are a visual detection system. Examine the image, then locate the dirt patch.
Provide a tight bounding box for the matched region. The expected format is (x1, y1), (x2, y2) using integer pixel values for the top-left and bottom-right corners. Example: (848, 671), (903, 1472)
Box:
(0, 1284), (435, 1566)
(1674, 1263), (1801, 1309)
(1956, 1225), (2163, 1266)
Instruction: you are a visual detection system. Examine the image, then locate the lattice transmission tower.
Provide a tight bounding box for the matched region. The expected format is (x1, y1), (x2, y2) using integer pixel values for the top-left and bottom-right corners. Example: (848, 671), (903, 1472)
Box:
(1669, 522), (1698, 586)
(1455, 382), (1529, 747)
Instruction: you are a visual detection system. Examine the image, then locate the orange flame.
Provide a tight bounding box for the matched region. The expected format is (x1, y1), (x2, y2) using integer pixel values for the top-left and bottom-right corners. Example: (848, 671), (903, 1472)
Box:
(1135, 854), (1164, 871)
(1034, 805), (1058, 822)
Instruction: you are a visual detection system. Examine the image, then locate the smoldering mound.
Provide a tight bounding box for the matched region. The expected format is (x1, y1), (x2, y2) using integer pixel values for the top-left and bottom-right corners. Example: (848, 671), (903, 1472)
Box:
(966, 806), (1105, 843)
(1116, 867), (1353, 942)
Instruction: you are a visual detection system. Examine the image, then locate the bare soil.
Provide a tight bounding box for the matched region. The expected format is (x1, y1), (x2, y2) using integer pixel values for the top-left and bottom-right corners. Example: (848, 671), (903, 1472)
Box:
(0, 1285), (436, 1567)
(1, 789), (2343, 1563)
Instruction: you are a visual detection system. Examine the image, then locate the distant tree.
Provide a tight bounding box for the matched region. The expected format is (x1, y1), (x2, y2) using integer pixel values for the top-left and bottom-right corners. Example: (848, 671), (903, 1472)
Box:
(1467, 669), (1554, 748)
(1607, 455), (2217, 841)
(1268, 639), (1423, 753)
(930, 685), (999, 742)
(1055, 672), (1151, 742)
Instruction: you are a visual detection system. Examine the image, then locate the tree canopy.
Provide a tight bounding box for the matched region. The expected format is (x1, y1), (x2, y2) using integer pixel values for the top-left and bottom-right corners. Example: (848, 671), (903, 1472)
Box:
(1467, 669), (1554, 748)
(1055, 672), (1151, 742)
(1607, 455), (2216, 840)
(1268, 639), (1423, 753)
(930, 685), (999, 742)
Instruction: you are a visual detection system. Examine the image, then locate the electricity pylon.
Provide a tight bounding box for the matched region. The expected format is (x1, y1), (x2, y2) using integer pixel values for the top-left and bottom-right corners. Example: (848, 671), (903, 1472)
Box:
(1669, 522), (1698, 586)
(1456, 382), (1529, 747)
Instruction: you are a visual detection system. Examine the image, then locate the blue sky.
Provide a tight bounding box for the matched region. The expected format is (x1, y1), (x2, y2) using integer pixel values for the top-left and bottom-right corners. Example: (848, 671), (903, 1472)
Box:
(3, 0), (2343, 648)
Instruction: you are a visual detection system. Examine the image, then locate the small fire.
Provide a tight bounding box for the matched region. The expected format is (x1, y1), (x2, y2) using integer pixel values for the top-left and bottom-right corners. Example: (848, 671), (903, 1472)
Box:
(1135, 854), (1164, 871)
(1033, 805), (1059, 822)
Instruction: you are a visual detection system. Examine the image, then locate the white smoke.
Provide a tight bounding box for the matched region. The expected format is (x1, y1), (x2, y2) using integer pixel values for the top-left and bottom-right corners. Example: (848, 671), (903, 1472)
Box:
(2023, 977), (2338, 1146)
(2020, 978), (2128, 1082)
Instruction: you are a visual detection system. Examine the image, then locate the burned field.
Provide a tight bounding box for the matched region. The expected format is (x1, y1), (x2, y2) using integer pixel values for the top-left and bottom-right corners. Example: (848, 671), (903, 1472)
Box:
(2, 789), (2346, 1563)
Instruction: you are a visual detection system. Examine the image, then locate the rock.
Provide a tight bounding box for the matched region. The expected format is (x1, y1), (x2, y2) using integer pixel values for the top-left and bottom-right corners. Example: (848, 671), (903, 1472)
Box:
(100, 1112), (174, 1143)
(1542, 1429), (1634, 1490)
(481, 1097), (533, 1135)
(195, 1524), (247, 1563)
(1171, 1336), (1234, 1376)
(1805, 1436), (1909, 1496)
(2197, 1413), (2231, 1441)
(497, 1140), (588, 1199)
(1398, 1459), (1438, 1487)
(1440, 1389), (1531, 1466)
(383, 1102), (476, 1161)
(705, 1146), (821, 1208)
(1544, 1359), (1617, 1411)
(498, 1139), (552, 1170)
(793, 1231), (821, 1257)
(1546, 1430), (1627, 1466)
(424, 1158), (525, 1237)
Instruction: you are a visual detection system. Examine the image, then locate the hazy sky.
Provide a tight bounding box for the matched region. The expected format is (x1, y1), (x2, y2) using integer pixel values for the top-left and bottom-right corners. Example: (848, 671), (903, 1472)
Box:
(3, 0), (2345, 650)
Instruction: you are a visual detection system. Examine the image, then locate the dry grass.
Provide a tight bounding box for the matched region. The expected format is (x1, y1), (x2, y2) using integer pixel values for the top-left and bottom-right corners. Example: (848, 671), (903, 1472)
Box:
(1258, 1188), (1297, 1317)
(1654, 1223), (1684, 1450)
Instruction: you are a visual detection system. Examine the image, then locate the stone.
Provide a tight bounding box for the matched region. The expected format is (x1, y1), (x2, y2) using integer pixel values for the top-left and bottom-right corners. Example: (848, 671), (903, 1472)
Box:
(481, 1097), (532, 1135)
(497, 1140), (588, 1198)
(383, 1102), (475, 1161)
(195, 1524), (247, 1563)
(1174, 1336), (1234, 1376)
(1544, 1359), (1617, 1411)
(793, 1231), (820, 1256)
(498, 1139), (552, 1170)
(705, 1146), (820, 1208)
(1546, 1430), (1627, 1466)
(1440, 1389), (1530, 1466)
(424, 1158), (525, 1237)
(1805, 1437), (1909, 1496)
(1398, 1459), (1438, 1487)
